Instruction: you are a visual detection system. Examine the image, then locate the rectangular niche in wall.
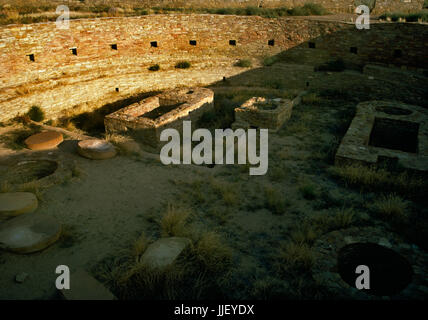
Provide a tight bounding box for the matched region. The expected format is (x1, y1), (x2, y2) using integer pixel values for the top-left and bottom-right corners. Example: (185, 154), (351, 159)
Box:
(350, 47), (358, 54)
(70, 48), (77, 55)
(268, 39), (275, 46)
(111, 44), (118, 50)
(151, 41), (158, 48)
(27, 54), (35, 62)
(189, 40), (197, 46)
(394, 49), (402, 58)
(308, 42), (316, 49)
(229, 40), (237, 46)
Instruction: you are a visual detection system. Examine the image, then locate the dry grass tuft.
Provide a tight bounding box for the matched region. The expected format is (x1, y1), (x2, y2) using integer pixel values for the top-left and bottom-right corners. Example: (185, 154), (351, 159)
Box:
(193, 231), (233, 274)
(160, 203), (191, 237)
(371, 194), (409, 224)
(278, 242), (315, 273)
(329, 164), (426, 197)
(132, 232), (150, 258)
(264, 186), (290, 215)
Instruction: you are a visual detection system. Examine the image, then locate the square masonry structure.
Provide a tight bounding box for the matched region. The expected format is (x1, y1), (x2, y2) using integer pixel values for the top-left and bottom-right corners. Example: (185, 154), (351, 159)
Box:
(335, 101), (428, 173)
(105, 87), (214, 151)
(232, 94), (302, 132)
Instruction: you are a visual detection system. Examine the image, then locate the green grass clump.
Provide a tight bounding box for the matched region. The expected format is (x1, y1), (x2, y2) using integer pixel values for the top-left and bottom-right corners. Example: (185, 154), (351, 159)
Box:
(370, 194), (409, 224)
(265, 186), (290, 215)
(262, 55), (279, 66)
(379, 10), (428, 22)
(302, 92), (322, 105)
(278, 242), (315, 274)
(298, 182), (318, 200)
(329, 165), (427, 197)
(235, 59), (252, 68)
(26, 106), (45, 122)
(175, 61), (191, 69)
(160, 204), (191, 237)
(148, 64), (160, 71)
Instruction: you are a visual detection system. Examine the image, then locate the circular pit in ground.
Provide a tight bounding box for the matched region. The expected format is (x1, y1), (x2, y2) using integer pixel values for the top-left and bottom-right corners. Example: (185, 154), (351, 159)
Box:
(337, 242), (413, 296)
(4, 160), (58, 185)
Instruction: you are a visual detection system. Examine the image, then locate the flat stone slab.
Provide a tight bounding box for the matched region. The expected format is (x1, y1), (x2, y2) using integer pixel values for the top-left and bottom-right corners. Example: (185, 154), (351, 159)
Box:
(0, 214), (61, 254)
(60, 269), (116, 300)
(0, 192), (38, 218)
(77, 139), (117, 160)
(25, 131), (63, 150)
(140, 237), (191, 269)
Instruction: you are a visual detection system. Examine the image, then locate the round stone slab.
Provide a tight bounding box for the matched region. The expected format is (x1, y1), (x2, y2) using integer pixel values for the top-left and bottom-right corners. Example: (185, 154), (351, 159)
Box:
(77, 139), (117, 160)
(0, 192), (38, 218)
(0, 214), (62, 254)
(25, 131), (63, 150)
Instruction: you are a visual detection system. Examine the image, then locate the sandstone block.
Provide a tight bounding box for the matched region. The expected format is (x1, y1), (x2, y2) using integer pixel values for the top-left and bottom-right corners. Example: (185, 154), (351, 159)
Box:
(77, 139), (117, 160)
(0, 214), (62, 254)
(25, 131), (63, 150)
(140, 237), (191, 269)
(0, 192), (38, 218)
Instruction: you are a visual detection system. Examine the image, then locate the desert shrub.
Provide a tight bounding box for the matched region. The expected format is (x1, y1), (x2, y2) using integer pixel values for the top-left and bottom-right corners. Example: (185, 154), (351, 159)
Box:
(262, 55), (279, 66)
(269, 166), (289, 182)
(302, 92), (322, 104)
(380, 10), (428, 22)
(148, 64), (160, 71)
(160, 204), (190, 237)
(132, 232), (150, 258)
(298, 182), (318, 200)
(265, 186), (290, 215)
(289, 3), (327, 16)
(278, 242), (315, 273)
(210, 179), (239, 206)
(26, 106), (45, 122)
(290, 225), (319, 245)
(310, 207), (356, 234)
(329, 165), (427, 197)
(235, 59), (252, 68)
(370, 194), (409, 224)
(175, 61), (191, 69)
(193, 232), (233, 274)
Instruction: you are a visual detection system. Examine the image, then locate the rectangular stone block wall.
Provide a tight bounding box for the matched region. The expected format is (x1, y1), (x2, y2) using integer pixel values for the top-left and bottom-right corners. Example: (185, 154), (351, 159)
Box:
(0, 14), (427, 122)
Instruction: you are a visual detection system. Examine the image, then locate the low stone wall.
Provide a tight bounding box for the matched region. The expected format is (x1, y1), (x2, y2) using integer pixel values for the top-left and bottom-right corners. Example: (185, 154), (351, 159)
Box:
(105, 87), (214, 150)
(0, 14), (427, 122)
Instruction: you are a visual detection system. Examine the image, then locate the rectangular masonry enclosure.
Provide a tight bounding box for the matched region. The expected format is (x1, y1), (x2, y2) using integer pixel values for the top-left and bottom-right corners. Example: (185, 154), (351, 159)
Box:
(232, 93), (303, 132)
(335, 101), (428, 174)
(105, 87), (214, 151)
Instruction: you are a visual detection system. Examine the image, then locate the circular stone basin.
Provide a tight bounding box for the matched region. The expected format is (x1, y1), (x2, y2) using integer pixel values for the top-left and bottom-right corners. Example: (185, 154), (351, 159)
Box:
(0, 192), (38, 218)
(3, 160), (58, 185)
(24, 131), (63, 150)
(375, 106), (412, 116)
(0, 214), (62, 254)
(77, 139), (117, 160)
(338, 243), (413, 296)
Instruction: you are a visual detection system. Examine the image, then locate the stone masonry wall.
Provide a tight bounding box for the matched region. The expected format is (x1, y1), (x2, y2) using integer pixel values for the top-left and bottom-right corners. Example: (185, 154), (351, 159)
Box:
(0, 14), (427, 121)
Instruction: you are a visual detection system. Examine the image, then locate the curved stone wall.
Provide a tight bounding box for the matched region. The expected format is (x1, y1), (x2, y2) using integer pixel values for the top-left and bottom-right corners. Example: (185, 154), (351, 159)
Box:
(0, 14), (427, 121)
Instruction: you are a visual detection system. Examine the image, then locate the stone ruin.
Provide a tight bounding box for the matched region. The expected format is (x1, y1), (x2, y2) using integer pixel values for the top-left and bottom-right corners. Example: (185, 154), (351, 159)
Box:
(335, 101), (428, 174)
(105, 87), (214, 151)
(232, 94), (302, 132)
